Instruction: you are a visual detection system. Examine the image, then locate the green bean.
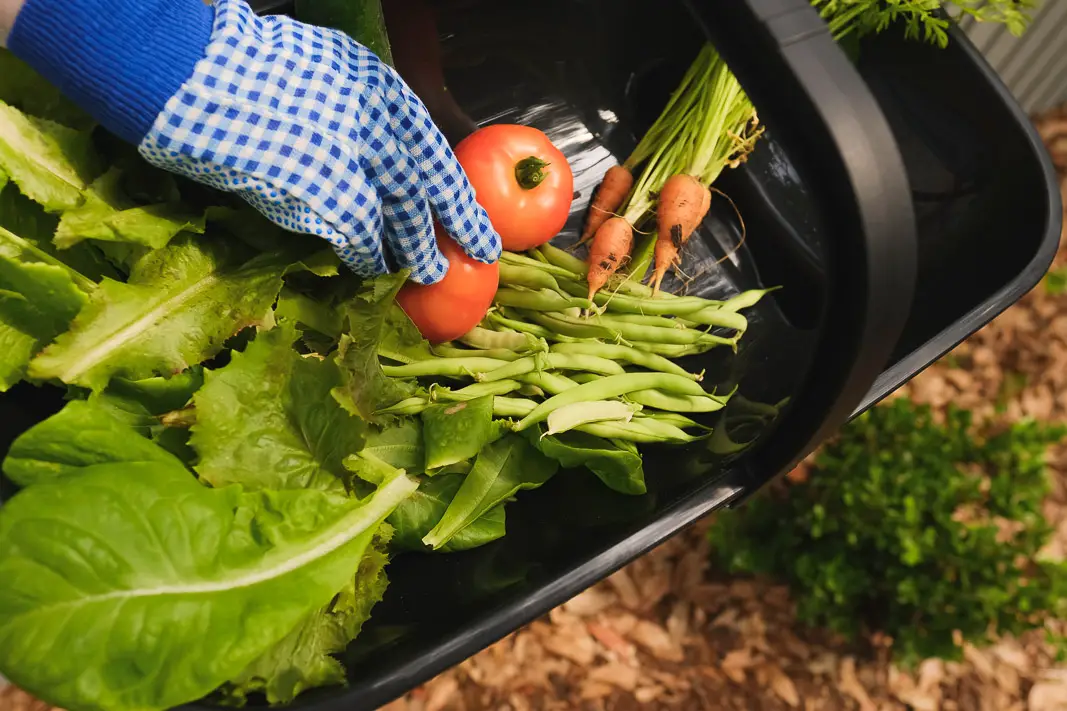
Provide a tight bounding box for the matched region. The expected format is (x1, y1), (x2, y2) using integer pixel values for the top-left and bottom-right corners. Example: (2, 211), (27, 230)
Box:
(556, 279), (716, 315)
(606, 313), (690, 328)
(517, 371), (580, 395)
(517, 383), (545, 397)
(375, 381), (524, 415)
(577, 419), (698, 443)
(535, 311), (729, 347)
(514, 373), (707, 431)
(626, 389), (727, 413)
(501, 251), (577, 279)
(678, 308), (749, 332)
(631, 338), (734, 356)
(546, 400), (639, 436)
(569, 373), (599, 384)
(629, 418), (707, 442)
(382, 357), (509, 378)
(494, 287), (593, 312)
(524, 311), (620, 341)
(458, 326), (545, 352)
(550, 342), (701, 380)
(641, 412), (712, 430)
(432, 344), (523, 361)
(486, 311), (578, 343)
(721, 288), (777, 312)
(493, 396), (538, 418)
(376, 397), (430, 415)
(433, 380), (523, 401)
(498, 262), (561, 292)
(536, 243), (588, 276)
(477, 352), (625, 383)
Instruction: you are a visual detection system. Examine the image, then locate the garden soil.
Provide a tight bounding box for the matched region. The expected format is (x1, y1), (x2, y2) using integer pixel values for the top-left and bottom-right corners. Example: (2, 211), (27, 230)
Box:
(6, 112), (1067, 711)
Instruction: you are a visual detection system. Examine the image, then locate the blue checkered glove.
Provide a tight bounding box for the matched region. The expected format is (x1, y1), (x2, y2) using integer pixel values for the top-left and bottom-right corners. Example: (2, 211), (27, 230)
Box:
(8, 0), (501, 284)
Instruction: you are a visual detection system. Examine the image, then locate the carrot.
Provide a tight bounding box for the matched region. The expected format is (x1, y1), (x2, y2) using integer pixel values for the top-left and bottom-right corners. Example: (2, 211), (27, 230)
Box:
(586, 216), (634, 300)
(651, 174), (712, 293)
(579, 165), (633, 245)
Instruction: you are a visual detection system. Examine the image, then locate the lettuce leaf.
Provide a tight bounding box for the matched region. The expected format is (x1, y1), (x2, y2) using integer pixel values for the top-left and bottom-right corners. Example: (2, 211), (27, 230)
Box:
(219, 528), (393, 705)
(531, 430), (646, 495)
(190, 321), (366, 493)
(421, 395), (501, 472)
(28, 234), (289, 391)
(2, 399), (185, 487)
(276, 287), (343, 341)
(0, 225), (89, 390)
(378, 301), (433, 364)
(423, 434), (557, 550)
(0, 184), (120, 282)
(390, 474), (507, 552)
(0, 455), (415, 711)
(0, 100), (99, 211)
(361, 419), (424, 473)
(345, 449), (506, 553)
(83, 369), (205, 464)
(55, 168), (206, 250)
(332, 272), (421, 423)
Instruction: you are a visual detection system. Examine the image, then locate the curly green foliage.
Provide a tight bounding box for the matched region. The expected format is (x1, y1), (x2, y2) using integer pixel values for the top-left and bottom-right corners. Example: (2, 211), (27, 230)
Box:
(814, 0), (1038, 47)
(708, 397), (1067, 663)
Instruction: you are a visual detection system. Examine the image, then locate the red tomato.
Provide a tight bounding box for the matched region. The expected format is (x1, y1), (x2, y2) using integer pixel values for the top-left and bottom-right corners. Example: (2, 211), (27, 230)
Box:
(396, 222), (499, 343)
(454, 124), (574, 251)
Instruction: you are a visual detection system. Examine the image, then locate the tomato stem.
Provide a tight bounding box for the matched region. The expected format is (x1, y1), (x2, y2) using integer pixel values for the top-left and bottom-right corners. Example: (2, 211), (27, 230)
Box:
(515, 156), (550, 190)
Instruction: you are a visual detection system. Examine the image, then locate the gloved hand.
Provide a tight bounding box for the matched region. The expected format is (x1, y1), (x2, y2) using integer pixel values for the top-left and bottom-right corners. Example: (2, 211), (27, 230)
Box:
(7, 0), (501, 283)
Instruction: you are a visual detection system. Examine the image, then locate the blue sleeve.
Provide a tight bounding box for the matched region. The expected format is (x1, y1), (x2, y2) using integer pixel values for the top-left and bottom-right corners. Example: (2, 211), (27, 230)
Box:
(8, 0), (214, 144)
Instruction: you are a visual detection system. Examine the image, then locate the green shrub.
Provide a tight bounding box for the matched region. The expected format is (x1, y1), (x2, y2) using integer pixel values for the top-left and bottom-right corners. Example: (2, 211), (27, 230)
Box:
(708, 397), (1067, 663)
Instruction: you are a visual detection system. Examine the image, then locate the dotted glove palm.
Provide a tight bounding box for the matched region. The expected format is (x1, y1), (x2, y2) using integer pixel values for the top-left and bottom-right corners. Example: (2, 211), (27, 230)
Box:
(9, 0), (501, 284)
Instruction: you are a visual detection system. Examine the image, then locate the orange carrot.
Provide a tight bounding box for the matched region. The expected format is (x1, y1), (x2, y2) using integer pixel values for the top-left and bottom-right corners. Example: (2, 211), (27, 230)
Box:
(586, 216), (634, 300)
(651, 174), (711, 293)
(579, 165), (633, 245)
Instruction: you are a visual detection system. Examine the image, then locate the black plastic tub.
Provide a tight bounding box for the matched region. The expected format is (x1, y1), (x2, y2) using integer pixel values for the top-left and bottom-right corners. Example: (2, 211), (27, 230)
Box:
(1, 0), (1060, 709)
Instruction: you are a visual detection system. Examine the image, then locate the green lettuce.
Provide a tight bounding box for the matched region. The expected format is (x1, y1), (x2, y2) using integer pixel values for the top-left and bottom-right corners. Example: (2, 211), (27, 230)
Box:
(423, 434), (557, 550)
(0, 413), (416, 711)
(219, 528), (393, 706)
(390, 474), (507, 552)
(276, 286), (343, 341)
(55, 168), (206, 250)
(0, 100), (99, 211)
(1, 399), (183, 487)
(331, 272), (421, 423)
(190, 321), (366, 493)
(531, 430), (646, 495)
(84, 369), (205, 464)
(345, 447), (507, 553)
(361, 419), (424, 472)
(421, 395), (500, 472)
(0, 225), (89, 390)
(0, 184), (120, 282)
(29, 234), (289, 391)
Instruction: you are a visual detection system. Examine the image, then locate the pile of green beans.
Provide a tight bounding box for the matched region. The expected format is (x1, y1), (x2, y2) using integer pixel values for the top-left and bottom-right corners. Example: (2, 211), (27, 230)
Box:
(378, 244), (773, 444)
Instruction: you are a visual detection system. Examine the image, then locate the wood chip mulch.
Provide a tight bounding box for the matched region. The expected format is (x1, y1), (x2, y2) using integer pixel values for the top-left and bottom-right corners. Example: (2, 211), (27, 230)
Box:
(8, 110), (1067, 711)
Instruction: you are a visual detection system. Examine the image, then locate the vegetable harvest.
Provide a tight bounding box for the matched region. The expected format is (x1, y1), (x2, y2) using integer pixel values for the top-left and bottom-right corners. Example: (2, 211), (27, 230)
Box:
(0, 0), (1037, 709)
